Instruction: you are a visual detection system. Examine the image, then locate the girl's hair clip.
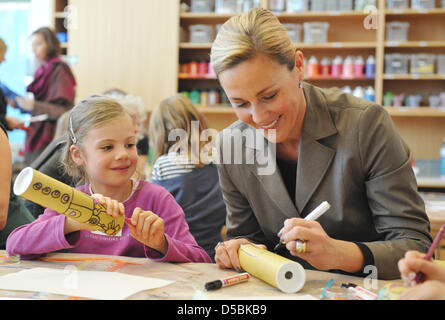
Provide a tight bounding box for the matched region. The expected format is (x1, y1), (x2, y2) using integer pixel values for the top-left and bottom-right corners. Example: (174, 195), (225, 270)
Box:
(69, 114), (77, 144)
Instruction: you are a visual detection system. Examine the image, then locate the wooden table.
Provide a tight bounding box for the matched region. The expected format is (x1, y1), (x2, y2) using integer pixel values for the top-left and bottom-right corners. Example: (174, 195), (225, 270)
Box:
(0, 251), (401, 301)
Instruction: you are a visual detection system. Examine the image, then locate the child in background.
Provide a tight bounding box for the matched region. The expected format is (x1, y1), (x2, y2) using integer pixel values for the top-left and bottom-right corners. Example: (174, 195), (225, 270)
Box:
(6, 95), (211, 263)
(149, 94), (226, 261)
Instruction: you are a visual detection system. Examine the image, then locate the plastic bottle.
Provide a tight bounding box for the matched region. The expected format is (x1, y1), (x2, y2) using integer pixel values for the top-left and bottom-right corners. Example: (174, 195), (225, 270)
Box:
(354, 56), (365, 78)
(189, 89), (201, 105)
(331, 56), (343, 78)
(307, 56), (319, 78)
(342, 86), (352, 95)
(365, 55), (376, 79)
(342, 56), (354, 79)
(352, 86), (364, 99)
(364, 86), (375, 102)
(320, 57), (331, 77)
(440, 137), (445, 179)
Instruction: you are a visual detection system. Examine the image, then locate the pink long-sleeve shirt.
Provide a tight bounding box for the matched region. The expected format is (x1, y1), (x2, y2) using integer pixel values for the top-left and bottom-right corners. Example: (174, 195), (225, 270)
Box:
(6, 180), (211, 263)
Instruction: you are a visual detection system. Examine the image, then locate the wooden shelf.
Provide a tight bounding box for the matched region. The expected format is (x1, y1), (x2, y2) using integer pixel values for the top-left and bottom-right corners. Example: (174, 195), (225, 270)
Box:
(179, 42), (377, 49)
(385, 41), (445, 48)
(196, 106), (233, 114)
(306, 76), (374, 81)
(386, 107), (445, 117)
(384, 74), (445, 80)
(385, 8), (445, 16)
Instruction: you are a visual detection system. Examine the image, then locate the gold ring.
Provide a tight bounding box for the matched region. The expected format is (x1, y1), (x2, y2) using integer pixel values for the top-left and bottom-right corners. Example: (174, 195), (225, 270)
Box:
(296, 240), (306, 253)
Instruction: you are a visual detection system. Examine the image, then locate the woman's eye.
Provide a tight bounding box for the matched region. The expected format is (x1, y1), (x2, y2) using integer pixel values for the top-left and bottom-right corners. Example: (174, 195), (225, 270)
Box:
(126, 143), (136, 148)
(102, 145), (112, 150)
(235, 102), (248, 108)
(263, 92), (277, 101)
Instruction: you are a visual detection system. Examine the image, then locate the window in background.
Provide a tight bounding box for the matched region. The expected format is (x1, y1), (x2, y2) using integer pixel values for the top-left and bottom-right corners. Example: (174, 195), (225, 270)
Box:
(0, 0), (31, 161)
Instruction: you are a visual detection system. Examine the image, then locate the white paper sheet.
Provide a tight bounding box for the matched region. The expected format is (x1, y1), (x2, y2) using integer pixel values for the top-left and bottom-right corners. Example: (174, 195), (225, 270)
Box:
(0, 267), (174, 300)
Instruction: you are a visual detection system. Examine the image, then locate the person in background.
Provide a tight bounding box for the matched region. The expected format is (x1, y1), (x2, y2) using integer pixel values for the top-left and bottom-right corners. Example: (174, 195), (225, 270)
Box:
(397, 250), (445, 299)
(6, 95), (210, 263)
(210, 8), (431, 279)
(0, 122), (35, 249)
(26, 110), (75, 218)
(13, 27), (76, 165)
(0, 38), (24, 131)
(149, 93), (226, 261)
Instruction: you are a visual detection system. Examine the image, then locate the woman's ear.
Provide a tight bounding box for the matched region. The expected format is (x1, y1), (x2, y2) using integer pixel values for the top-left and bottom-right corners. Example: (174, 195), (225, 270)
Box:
(70, 144), (85, 166)
(294, 49), (305, 81)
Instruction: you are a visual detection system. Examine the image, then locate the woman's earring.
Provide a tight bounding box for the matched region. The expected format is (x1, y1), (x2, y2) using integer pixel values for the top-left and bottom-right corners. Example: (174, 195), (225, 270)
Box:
(299, 82), (304, 89)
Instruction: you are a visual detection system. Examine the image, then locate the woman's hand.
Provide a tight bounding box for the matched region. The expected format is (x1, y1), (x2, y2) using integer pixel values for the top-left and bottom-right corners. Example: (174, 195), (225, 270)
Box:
(214, 238), (267, 272)
(16, 97), (34, 111)
(5, 116), (24, 130)
(126, 208), (168, 255)
(398, 250), (445, 286)
(278, 218), (364, 272)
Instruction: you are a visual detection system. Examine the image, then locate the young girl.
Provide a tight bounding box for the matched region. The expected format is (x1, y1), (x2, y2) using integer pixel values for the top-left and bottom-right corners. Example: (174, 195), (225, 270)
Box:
(149, 94), (226, 261)
(6, 95), (211, 263)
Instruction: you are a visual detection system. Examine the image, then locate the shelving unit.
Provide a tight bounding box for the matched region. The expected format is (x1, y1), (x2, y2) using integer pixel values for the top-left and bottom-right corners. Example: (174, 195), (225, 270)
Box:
(177, 0), (445, 158)
(53, 0), (69, 56)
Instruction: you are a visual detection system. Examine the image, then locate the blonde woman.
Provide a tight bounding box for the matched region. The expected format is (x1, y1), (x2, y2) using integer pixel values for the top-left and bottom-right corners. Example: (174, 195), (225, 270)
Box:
(149, 94), (226, 261)
(211, 8), (431, 279)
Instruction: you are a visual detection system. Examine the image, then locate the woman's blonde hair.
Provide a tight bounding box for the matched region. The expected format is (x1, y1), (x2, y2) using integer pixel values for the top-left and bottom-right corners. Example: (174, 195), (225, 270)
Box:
(210, 8), (296, 76)
(149, 94), (211, 168)
(60, 95), (132, 185)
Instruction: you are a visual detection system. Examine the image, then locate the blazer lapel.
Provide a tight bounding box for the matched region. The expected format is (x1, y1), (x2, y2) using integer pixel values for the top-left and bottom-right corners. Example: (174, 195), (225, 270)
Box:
(245, 129), (299, 219)
(295, 83), (337, 214)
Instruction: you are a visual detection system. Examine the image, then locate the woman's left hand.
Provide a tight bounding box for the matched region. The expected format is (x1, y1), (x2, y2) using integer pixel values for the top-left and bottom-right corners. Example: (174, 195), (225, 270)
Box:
(16, 97), (34, 111)
(278, 218), (363, 272)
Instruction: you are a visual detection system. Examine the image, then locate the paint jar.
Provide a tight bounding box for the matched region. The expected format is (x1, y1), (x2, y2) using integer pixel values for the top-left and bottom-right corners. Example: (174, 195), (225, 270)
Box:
(354, 56), (365, 78)
(200, 90), (208, 106)
(198, 60), (209, 76)
(332, 56), (343, 78)
(189, 61), (199, 76)
(364, 86), (375, 102)
(189, 89), (201, 105)
(320, 57), (331, 77)
(342, 56), (354, 78)
(307, 56), (319, 78)
(208, 89), (220, 106)
(383, 92), (393, 107)
(365, 55), (376, 78)
(352, 86), (364, 99)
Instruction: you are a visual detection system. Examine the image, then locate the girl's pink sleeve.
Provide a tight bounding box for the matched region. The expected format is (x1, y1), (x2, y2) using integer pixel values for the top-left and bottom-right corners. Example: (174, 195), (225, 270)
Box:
(6, 209), (79, 259)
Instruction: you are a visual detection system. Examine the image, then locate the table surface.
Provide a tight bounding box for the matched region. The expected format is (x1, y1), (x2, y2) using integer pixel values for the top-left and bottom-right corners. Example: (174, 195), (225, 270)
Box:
(0, 250), (401, 300)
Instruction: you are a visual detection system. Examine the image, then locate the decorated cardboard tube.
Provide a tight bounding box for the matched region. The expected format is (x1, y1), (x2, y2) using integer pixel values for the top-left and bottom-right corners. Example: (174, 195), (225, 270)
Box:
(14, 167), (124, 236)
(238, 244), (306, 293)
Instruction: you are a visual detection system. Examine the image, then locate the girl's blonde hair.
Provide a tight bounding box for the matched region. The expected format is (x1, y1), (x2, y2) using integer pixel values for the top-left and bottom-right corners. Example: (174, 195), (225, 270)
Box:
(60, 95), (132, 185)
(210, 8), (296, 76)
(149, 94), (211, 168)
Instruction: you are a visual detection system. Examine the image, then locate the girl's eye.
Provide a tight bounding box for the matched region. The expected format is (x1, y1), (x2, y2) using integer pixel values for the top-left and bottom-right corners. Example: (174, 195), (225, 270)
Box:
(126, 143), (136, 148)
(101, 145), (112, 150)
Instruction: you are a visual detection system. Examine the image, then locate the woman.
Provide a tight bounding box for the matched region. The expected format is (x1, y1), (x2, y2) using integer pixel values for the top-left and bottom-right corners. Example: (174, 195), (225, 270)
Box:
(210, 8), (431, 280)
(149, 94), (226, 261)
(16, 27), (76, 165)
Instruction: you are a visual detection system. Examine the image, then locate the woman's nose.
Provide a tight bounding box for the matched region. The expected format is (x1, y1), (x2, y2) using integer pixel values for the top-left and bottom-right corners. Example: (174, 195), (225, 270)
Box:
(251, 103), (272, 126)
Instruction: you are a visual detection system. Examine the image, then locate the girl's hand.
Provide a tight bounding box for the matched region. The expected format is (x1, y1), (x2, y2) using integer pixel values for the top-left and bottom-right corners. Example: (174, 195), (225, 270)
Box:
(91, 193), (125, 218)
(278, 218), (363, 272)
(398, 280), (445, 300)
(126, 208), (168, 255)
(398, 250), (445, 287)
(64, 194), (125, 234)
(214, 238), (267, 272)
